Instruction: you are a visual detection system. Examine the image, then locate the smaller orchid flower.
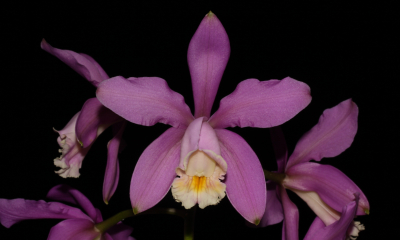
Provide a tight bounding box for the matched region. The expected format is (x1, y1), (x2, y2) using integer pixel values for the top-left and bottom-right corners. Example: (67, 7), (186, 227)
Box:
(96, 12), (312, 224)
(262, 99), (369, 240)
(0, 185), (135, 240)
(304, 193), (365, 240)
(42, 40), (125, 203)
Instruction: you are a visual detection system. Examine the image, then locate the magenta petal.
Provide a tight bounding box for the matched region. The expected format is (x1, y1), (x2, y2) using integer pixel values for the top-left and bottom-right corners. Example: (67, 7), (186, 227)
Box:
(107, 222), (135, 240)
(284, 162), (369, 215)
(46, 185), (98, 221)
(0, 199), (90, 228)
(270, 127), (288, 173)
(215, 129), (266, 224)
(130, 127), (185, 213)
(41, 39), (108, 87)
(259, 181), (284, 227)
(209, 77), (311, 129)
(47, 218), (99, 240)
(304, 194), (360, 240)
(76, 98), (122, 148)
(188, 12), (230, 118)
(103, 121), (126, 204)
(287, 99), (358, 168)
(97, 76), (194, 128)
(280, 187), (299, 240)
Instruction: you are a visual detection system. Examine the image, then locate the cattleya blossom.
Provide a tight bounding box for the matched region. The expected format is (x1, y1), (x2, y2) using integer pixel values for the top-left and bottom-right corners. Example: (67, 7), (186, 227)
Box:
(96, 12), (311, 224)
(262, 99), (369, 239)
(0, 185), (134, 240)
(42, 40), (125, 203)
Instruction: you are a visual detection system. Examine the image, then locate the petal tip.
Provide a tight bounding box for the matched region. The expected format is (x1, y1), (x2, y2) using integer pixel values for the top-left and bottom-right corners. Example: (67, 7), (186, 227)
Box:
(253, 218), (260, 226)
(207, 11), (214, 17)
(133, 207), (139, 215)
(364, 209), (370, 215)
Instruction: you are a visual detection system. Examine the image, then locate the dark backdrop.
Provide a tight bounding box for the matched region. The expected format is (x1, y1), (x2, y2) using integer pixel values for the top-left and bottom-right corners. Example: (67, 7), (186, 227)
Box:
(1, 1), (396, 239)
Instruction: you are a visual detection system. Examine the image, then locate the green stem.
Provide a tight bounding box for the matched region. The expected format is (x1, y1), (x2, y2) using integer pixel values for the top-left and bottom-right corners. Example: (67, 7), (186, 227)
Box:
(264, 169), (286, 183)
(95, 209), (134, 233)
(184, 207), (196, 240)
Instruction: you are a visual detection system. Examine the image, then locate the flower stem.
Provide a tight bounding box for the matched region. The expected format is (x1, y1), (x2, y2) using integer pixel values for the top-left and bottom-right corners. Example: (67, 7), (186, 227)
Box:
(184, 207), (196, 240)
(264, 169), (286, 183)
(95, 209), (134, 233)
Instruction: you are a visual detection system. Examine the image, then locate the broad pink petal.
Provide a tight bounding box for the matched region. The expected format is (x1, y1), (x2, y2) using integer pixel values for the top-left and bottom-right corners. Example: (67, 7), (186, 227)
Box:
(270, 126), (288, 173)
(304, 194), (360, 240)
(208, 77), (311, 129)
(41, 39), (108, 87)
(97, 76), (194, 128)
(0, 199), (90, 228)
(188, 12), (230, 118)
(46, 185), (98, 222)
(76, 98), (122, 148)
(287, 99), (358, 169)
(103, 121), (126, 204)
(215, 129), (266, 224)
(130, 127), (185, 213)
(47, 218), (100, 240)
(280, 187), (299, 240)
(259, 181), (283, 227)
(284, 162), (369, 216)
(107, 222), (135, 240)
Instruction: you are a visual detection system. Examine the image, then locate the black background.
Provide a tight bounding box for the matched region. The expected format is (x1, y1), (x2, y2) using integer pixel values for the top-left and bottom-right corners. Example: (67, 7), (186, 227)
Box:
(1, 1), (397, 239)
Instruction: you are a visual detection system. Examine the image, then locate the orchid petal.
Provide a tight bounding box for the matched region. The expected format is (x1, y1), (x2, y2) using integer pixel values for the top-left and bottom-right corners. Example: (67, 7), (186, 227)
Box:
(188, 12), (230, 118)
(41, 39), (108, 87)
(270, 126), (288, 173)
(284, 162), (369, 216)
(215, 129), (266, 224)
(259, 181), (284, 227)
(287, 99), (358, 169)
(0, 199), (90, 228)
(208, 77), (311, 129)
(107, 222), (135, 240)
(103, 121), (126, 204)
(46, 185), (98, 221)
(179, 117), (226, 171)
(130, 127), (185, 213)
(47, 218), (99, 240)
(97, 76), (193, 128)
(76, 98), (122, 148)
(304, 194), (360, 240)
(54, 112), (91, 178)
(280, 187), (299, 240)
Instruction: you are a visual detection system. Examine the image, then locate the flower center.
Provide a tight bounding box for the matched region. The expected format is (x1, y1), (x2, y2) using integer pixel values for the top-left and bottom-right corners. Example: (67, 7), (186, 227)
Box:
(171, 150), (226, 209)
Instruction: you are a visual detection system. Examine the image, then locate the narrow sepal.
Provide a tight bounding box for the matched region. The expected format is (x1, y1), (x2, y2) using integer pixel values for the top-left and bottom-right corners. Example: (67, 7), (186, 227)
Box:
(287, 99), (358, 169)
(216, 129), (266, 224)
(103, 121), (126, 204)
(130, 127), (185, 213)
(188, 12), (230, 118)
(41, 39), (108, 87)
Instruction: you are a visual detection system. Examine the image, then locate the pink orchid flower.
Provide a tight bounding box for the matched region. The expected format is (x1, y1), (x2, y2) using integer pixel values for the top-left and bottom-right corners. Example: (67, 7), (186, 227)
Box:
(0, 185), (134, 240)
(96, 12), (311, 224)
(304, 193), (365, 240)
(42, 40), (125, 204)
(261, 99), (369, 239)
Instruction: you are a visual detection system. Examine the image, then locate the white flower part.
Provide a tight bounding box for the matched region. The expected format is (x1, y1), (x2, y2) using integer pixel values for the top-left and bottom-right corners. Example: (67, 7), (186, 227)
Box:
(347, 221), (365, 240)
(53, 111), (89, 178)
(289, 189), (341, 226)
(171, 150), (226, 209)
